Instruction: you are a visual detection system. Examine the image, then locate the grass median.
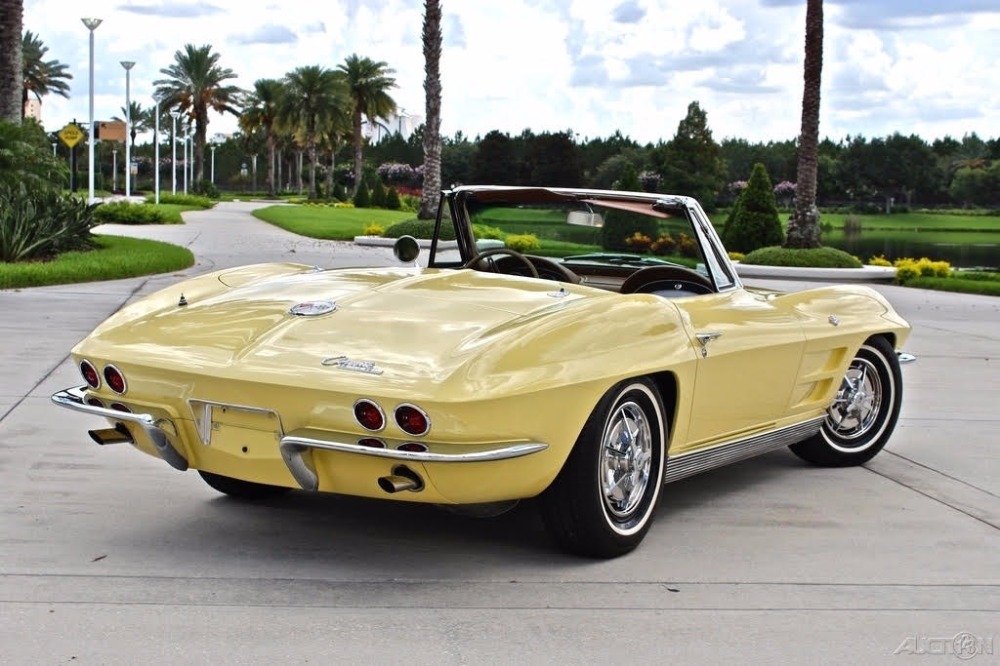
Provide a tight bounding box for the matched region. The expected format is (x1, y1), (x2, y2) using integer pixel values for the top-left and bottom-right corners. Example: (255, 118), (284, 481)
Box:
(253, 205), (413, 240)
(1, 235), (194, 290)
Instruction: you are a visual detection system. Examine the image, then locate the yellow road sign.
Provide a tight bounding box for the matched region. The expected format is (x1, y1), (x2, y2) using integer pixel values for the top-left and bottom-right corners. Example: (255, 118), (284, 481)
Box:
(58, 123), (84, 148)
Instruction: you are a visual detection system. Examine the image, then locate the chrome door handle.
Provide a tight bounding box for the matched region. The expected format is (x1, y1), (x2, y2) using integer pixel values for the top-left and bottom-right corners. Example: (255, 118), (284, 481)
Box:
(695, 331), (722, 357)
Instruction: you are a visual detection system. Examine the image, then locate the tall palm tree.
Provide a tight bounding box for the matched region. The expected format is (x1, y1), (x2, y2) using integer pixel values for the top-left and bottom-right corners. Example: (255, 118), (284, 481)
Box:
(21, 30), (72, 119)
(0, 0), (24, 123)
(785, 0), (824, 248)
(113, 101), (151, 151)
(154, 44), (242, 183)
(337, 54), (397, 193)
(419, 0), (442, 219)
(280, 66), (349, 199)
(239, 78), (286, 196)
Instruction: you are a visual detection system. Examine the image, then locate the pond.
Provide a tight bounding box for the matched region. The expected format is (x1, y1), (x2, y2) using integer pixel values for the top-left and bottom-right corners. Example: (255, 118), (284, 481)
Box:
(821, 230), (1000, 269)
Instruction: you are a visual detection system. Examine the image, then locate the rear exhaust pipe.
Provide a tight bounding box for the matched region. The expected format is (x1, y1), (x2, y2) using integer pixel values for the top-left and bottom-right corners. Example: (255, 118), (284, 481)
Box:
(377, 465), (424, 493)
(89, 425), (133, 446)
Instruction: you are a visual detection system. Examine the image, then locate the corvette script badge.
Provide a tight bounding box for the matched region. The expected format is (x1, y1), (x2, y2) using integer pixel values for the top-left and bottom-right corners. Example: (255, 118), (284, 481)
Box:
(322, 356), (384, 375)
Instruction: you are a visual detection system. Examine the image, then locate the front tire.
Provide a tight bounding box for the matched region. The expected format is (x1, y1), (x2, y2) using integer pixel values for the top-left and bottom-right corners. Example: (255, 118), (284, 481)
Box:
(790, 337), (902, 467)
(198, 470), (292, 500)
(540, 378), (667, 558)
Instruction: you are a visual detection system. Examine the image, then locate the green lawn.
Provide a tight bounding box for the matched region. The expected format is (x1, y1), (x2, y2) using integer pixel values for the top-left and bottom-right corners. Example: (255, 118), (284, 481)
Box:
(0, 235), (194, 290)
(253, 205), (414, 240)
(710, 210), (1000, 233)
(904, 271), (1000, 297)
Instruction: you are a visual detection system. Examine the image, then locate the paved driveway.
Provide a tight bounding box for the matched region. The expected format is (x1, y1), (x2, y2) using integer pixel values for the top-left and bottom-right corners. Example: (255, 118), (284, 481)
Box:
(1, 204), (997, 664)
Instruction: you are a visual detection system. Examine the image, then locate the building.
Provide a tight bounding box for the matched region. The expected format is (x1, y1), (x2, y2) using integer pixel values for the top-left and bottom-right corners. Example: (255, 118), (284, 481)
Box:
(24, 98), (42, 122)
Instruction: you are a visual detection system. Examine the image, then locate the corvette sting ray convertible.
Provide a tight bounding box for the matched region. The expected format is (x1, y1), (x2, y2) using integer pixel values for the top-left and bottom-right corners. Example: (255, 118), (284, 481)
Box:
(53, 186), (911, 557)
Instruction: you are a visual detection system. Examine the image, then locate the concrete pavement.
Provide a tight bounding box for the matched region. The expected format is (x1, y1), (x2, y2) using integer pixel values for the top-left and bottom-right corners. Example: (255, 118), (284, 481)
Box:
(1, 203), (997, 664)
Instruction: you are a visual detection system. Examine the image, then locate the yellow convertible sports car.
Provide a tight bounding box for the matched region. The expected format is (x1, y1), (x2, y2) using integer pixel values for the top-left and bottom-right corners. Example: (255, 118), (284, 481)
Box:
(53, 186), (911, 558)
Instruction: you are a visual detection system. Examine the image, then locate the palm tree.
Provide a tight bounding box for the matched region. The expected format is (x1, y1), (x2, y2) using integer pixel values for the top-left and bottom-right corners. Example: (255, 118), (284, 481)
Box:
(0, 0), (24, 123)
(419, 0), (442, 219)
(21, 30), (72, 119)
(113, 101), (151, 151)
(239, 78), (286, 196)
(154, 44), (242, 184)
(281, 66), (349, 199)
(785, 0), (824, 249)
(337, 54), (397, 194)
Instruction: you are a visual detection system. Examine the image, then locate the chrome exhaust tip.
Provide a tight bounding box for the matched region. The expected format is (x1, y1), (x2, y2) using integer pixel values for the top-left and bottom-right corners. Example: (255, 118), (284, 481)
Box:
(377, 465), (424, 493)
(88, 425), (133, 446)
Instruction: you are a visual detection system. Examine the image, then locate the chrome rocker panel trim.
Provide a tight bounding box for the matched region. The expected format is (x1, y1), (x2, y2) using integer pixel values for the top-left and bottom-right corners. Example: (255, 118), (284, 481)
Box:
(51, 386), (189, 471)
(280, 428), (549, 492)
(665, 416), (824, 484)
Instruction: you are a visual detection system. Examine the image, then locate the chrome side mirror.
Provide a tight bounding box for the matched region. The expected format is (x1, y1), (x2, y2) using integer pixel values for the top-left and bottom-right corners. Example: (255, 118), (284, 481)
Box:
(393, 235), (420, 263)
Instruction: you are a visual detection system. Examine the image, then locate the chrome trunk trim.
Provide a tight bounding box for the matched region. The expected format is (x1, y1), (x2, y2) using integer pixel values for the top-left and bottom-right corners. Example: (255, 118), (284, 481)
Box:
(51, 386), (189, 471)
(664, 417), (824, 484)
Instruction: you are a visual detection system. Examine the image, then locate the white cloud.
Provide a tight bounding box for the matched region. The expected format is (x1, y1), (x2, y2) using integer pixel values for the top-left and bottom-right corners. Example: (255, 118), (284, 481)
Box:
(23, 0), (1000, 146)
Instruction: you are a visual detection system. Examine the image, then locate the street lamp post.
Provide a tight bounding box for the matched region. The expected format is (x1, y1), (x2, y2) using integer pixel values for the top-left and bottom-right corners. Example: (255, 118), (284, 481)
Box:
(170, 110), (179, 195)
(111, 148), (117, 192)
(251, 153), (258, 193)
(183, 123), (189, 195)
(154, 97), (160, 204)
(211, 145), (216, 184)
(81, 18), (102, 204)
(120, 61), (135, 198)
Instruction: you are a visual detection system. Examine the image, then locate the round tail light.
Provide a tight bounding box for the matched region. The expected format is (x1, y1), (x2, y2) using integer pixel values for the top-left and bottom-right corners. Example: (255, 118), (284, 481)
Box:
(395, 404), (430, 437)
(357, 437), (387, 449)
(85, 397), (104, 408)
(353, 399), (385, 432)
(397, 441), (428, 453)
(80, 360), (100, 388)
(103, 365), (127, 394)
(110, 402), (132, 413)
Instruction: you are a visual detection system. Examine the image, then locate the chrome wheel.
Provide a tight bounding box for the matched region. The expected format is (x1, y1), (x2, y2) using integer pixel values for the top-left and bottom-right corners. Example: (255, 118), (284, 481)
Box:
(790, 338), (903, 467)
(540, 378), (667, 558)
(601, 401), (653, 519)
(825, 357), (883, 445)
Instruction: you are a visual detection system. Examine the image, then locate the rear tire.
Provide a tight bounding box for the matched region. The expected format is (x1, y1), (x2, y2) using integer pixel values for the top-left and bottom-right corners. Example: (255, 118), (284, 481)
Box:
(198, 470), (292, 500)
(790, 337), (902, 467)
(540, 378), (667, 558)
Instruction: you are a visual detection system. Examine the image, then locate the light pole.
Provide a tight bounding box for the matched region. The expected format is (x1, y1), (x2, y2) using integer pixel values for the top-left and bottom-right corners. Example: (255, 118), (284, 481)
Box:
(111, 148), (117, 192)
(170, 110), (179, 195)
(120, 60), (135, 198)
(251, 153), (257, 193)
(154, 97), (161, 204)
(51, 141), (57, 156)
(81, 18), (102, 204)
(183, 123), (189, 195)
(210, 144), (216, 184)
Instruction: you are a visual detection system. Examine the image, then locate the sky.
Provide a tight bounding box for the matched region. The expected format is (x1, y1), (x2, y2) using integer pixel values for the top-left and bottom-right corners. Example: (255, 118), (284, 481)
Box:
(23, 0), (1000, 147)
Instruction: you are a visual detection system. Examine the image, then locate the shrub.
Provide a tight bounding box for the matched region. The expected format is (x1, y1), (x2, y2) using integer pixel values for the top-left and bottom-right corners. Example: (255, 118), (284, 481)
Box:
(868, 254), (892, 267)
(893, 257), (952, 282)
(505, 233), (541, 253)
(363, 223), (385, 236)
(650, 234), (676, 256)
(0, 183), (97, 262)
(193, 179), (220, 199)
(472, 224), (505, 240)
(0, 119), (67, 191)
(333, 183), (348, 202)
(742, 246), (863, 268)
(353, 183), (371, 208)
(94, 201), (166, 225)
(148, 193), (214, 209)
(728, 251), (745, 262)
(386, 187), (402, 210)
(624, 232), (652, 252)
(677, 232), (699, 258)
(370, 179), (387, 208)
(600, 212), (660, 251)
(382, 218), (456, 241)
(721, 162), (784, 253)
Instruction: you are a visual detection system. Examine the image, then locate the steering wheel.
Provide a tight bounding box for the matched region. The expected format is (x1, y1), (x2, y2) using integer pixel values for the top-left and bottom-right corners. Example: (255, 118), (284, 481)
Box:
(620, 265), (714, 295)
(462, 248), (539, 279)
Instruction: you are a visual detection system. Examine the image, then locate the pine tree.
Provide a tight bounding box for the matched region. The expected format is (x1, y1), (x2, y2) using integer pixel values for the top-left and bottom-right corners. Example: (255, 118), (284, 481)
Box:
(722, 163), (784, 253)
